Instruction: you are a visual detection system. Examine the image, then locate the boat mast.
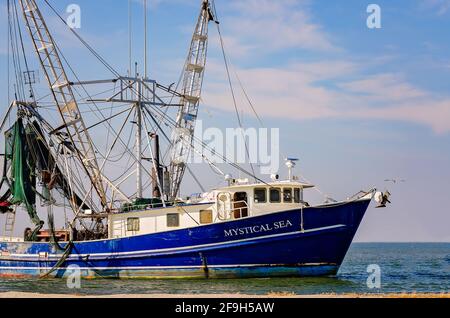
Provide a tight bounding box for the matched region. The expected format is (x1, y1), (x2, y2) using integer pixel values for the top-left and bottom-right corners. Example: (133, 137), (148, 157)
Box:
(168, 0), (215, 199)
(144, 0), (148, 80)
(136, 65), (143, 198)
(136, 0), (148, 199)
(17, 0), (108, 208)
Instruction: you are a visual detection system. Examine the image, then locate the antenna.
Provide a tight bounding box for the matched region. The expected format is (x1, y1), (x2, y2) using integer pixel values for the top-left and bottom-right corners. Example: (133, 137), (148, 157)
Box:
(285, 158), (299, 181)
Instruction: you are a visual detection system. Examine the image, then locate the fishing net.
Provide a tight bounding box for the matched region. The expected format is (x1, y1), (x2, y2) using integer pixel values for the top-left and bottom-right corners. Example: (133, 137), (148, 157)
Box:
(9, 118), (40, 225)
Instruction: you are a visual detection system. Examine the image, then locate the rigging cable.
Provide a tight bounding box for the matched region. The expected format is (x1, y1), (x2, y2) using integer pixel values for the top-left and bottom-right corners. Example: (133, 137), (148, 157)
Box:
(43, 0), (268, 190)
(9, 3), (25, 101)
(7, 0), (10, 104)
(212, 3), (256, 181)
(210, 1), (326, 195)
(104, 81), (117, 160)
(36, 19), (152, 200)
(233, 69), (263, 126)
(44, 0), (119, 77)
(12, 0), (34, 99)
(129, 0), (132, 76)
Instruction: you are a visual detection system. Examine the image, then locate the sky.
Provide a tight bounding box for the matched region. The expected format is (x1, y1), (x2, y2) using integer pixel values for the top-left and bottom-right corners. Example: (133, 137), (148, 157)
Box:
(0, 0), (449, 242)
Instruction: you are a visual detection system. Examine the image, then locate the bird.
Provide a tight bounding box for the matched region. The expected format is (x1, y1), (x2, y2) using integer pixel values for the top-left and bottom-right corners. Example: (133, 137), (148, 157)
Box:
(384, 178), (406, 184)
(376, 191), (392, 208)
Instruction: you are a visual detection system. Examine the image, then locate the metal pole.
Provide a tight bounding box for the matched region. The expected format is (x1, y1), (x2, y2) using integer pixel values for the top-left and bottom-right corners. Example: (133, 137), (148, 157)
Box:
(136, 80), (143, 198)
(128, 0), (132, 77)
(7, 0), (10, 104)
(144, 0), (148, 79)
(151, 133), (161, 198)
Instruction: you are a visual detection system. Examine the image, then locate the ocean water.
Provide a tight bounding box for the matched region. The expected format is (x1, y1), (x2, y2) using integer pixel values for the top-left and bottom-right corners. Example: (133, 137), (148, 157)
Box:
(0, 243), (448, 295)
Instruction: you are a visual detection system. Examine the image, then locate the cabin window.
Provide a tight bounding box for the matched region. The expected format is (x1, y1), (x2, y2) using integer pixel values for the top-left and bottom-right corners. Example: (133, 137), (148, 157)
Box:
(270, 188), (281, 203)
(200, 210), (213, 224)
(167, 213), (180, 227)
(126, 218), (140, 232)
(254, 188), (267, 203)
(294, 188), (302, 203)
(233, 192), (248, 219)
(283, 188), (293, 203)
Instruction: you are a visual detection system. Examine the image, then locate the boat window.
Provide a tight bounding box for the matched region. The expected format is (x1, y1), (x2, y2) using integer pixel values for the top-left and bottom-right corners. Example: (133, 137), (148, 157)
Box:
(254, 188), (267, 203)
(167, 213), (180, 227)
(283, 188), (293, 203)
(200, 210), (213, 224)
(294, 188), (301, 203)
(126, 218), (140, 232)
(270, 188), (281, 203)
(233, 192), (248, 218)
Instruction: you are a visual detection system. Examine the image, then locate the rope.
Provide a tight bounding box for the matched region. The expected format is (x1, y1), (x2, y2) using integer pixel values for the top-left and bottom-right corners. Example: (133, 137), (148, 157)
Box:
(12, 0), (34, 99)
(9, 1), (25, 100)
(44, 1), (152, 188)
(215, 22), (257, 181)
(176, 204), (200, 226)
(233, 69), (264, 126)
(186, 165), (206, 193)
(44, 0), (119, 77)
(41, 0), (269, 196)
(313, 188), (376, 209)
(39, 241), (74, 279)
(298, 173), (333, 201)
(7, 0), (10, 104)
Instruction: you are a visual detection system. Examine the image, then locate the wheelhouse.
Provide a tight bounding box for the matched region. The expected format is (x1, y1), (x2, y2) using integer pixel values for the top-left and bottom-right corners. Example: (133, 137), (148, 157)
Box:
(214, 181), (314, 219)
(108, 181), (314, 238)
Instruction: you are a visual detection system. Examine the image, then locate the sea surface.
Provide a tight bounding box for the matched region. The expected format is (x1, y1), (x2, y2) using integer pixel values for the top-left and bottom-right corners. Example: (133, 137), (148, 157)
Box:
(0, 243), (448, 295)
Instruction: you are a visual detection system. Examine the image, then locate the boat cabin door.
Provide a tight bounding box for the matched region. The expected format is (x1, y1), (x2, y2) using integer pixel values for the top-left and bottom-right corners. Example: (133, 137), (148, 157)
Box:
(217, 192), (232, 220)
(233, 192), (248, 219)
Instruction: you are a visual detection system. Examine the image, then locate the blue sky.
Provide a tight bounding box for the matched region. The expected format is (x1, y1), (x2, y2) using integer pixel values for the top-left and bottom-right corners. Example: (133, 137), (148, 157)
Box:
(1, 0), (450, 242)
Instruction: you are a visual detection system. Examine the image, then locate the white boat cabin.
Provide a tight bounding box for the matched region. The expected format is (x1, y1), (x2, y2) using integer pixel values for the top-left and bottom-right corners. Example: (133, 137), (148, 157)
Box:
(108, 181), (314, 238)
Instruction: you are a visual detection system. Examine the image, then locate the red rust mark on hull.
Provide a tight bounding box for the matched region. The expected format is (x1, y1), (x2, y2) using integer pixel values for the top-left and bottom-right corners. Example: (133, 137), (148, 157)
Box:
(0, 273), (34, 279)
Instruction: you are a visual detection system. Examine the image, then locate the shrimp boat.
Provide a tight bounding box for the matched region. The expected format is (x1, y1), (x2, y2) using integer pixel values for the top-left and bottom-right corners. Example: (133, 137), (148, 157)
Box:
(0, 0), (382, 279)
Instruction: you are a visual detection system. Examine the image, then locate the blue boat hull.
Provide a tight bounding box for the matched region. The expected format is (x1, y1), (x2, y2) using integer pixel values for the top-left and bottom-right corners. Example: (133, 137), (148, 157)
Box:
(0, 199), (371, 279)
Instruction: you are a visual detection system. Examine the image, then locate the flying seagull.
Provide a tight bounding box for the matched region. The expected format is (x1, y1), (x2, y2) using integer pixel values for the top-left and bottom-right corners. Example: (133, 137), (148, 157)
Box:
(384, 179), (406, 184)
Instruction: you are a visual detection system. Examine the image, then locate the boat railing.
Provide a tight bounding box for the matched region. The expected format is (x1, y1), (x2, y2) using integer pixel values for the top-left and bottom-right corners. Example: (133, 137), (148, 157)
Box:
(119, 200), (178, 213)
(0, 236), (24, 243)
(347, 188), (377, 201)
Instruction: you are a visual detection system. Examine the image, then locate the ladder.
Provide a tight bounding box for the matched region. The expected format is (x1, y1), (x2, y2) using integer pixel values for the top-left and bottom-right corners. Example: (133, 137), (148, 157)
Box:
(169, 0), (214, 199)
(18, 0), (107, 208)
(3, 209), (16, 239)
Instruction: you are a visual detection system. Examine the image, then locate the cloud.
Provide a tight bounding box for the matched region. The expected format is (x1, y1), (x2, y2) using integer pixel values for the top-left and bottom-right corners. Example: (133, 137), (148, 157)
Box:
(216, 0), (337, 57)
(421, 0), (450, 15)
(203, 59), (355, 121)
(132, 0), (198, 10)
(5, 0), (449, 134)
(356, 100), (450, 135)
(197, 0), (450, 135)
(203, 59), (450, 134)
(338, 74), (427, 103)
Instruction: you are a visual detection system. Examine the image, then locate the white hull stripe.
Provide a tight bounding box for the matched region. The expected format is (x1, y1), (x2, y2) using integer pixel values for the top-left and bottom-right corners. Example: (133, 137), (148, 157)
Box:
(0, 263), (337, 271)
(2, 224), (346, 261)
